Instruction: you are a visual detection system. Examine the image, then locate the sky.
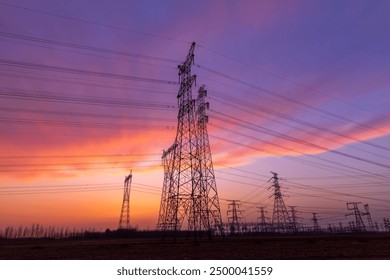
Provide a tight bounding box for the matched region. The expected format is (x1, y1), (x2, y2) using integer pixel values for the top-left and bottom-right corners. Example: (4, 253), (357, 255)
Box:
(0, 0), (389, 232)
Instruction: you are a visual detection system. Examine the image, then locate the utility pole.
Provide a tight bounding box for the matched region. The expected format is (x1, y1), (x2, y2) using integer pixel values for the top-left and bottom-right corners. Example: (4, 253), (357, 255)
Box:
(227, 200), (242, 235)
(345, 202), (366, 232)
(269, 172), (293, 233)
(118, 170), (132, 230)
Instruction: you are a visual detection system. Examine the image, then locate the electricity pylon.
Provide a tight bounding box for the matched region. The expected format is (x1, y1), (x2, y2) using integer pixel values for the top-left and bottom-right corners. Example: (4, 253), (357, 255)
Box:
(257, 207), (269, 232)
(384, 218), (390, 232)
(269, 172), (293, 233)
(195, 85), (224, 236)
(312, 213), (320, 232)
(289, 206), (299, 232)
(345, 202), (366, 232)
(157, 42), (223, 240)
(118, 170), (132, 230)
(157, 143), (177, 231)
(227, 200), (242, 235)
(362, 204), (375, 231)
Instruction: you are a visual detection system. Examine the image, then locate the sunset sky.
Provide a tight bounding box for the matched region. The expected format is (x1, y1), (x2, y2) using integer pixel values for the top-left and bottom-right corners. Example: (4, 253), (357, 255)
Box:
(1, 0), (389, 232)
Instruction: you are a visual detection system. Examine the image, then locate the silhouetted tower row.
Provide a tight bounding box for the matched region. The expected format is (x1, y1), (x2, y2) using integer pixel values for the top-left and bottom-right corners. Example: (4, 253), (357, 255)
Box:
(157, 43), (223, 239)
(269, 172), (294, 233)
(118, 171), (132, 230)
(227, 200), (242, 235)
(345, 202), (366, 232)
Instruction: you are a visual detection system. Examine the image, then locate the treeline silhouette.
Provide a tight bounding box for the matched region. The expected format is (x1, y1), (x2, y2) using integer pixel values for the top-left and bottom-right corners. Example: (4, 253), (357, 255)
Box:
(0, 224), (101, 239)
(1, 220), (390, 240)
(0, 224), (167, 240)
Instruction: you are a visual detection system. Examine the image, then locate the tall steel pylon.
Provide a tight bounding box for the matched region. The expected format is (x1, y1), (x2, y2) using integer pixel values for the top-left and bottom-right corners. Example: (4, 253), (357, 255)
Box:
(269, 172), (293, 233)
(345, 202), (366, 232)
(118, 170), (132, 230)
(157, 42), (223, 239)
(195, 85), (224, 236)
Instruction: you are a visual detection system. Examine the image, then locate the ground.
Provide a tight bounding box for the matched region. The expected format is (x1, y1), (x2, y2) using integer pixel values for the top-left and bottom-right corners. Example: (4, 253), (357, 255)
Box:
(1, 234), (390, 259)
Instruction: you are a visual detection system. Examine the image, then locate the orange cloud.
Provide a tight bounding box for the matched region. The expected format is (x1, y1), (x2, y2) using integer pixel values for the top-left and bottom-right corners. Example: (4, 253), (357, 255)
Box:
(206, 109), (390, 169)
(0, 126), (175, 181)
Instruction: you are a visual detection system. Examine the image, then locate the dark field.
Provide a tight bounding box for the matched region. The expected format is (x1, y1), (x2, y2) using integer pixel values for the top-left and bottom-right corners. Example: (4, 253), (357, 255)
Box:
(1, 234), (390, 259)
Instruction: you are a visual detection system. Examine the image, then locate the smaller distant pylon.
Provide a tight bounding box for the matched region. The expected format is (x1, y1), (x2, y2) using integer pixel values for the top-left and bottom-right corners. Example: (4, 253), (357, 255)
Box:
(345, 202), (365, 232)
(227, 200), (242, 235)
(269, 172), (294, 233)
(118, 170), (133, 230)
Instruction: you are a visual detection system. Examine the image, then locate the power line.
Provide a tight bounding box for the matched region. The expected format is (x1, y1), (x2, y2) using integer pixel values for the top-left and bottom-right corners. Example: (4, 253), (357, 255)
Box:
(196, 44), (390, 122)
(0, 153), (160, 159)
(0, 59), (179, 85)
(0, 117), (175, 130)
(0, 159), (161, 168)
(0, 70), (176, 95)
(209, 123), (390, 179)
(0, 2), (190, 44)
(209, 110), (390, 169)
(208, 91), (390, 154)
(0, 31), (182, 64)
(197, 64), (388, 136)
(0, 88), (176, 110)
(0, 106), (175, 123)
(284, 181), (390, 204)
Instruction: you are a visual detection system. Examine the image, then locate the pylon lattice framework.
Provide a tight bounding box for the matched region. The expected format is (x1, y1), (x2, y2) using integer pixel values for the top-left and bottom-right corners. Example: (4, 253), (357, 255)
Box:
(269, 172), (295, 233)
(312, 213), (320, 231)
(118, 171), (132, 230)
(346, 202), (366, 232)
(363, 204), (375, 231)
(227, 200), (242, 235)
(157, 42), (223, 238)
(289, 206), (299, 230)
(257, 207), (269, 232)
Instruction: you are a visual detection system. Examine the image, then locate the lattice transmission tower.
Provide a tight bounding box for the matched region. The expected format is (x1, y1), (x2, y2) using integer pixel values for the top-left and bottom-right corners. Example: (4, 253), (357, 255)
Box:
(118, 171), (132, 230)
(269, 172), (294, 233)
(157, 143), (177, 231)
(257, 207), (270, 232)
(312, 213), (320, 232)
(289, 206), (300, 231)
(227, 200), (242, 235)
(384, 218), (390, 232)
(362, 204), (375, 231)
(195, 85), (224, 235)
(157, 42), (223, 239)
(345, 202), (366, 232)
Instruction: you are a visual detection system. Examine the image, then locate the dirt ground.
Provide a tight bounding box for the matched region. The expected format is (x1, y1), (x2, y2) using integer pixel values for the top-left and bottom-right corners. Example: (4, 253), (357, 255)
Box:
(1, 234), (390, 260)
